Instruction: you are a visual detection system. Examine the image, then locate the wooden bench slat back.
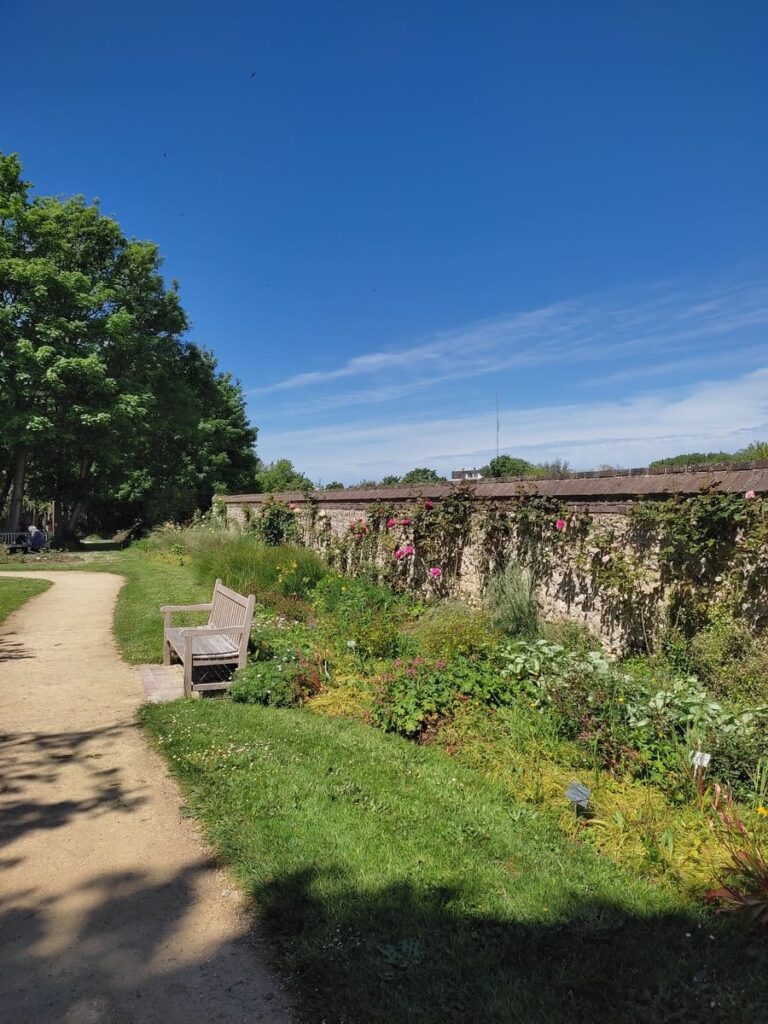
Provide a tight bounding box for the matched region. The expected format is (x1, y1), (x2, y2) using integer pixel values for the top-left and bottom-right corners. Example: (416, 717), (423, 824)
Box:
(208, 579), (251, 630)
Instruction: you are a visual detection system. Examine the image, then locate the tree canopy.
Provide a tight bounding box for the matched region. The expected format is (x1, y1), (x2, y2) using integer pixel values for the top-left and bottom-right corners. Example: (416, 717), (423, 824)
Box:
(256, 459), (313, 494)
(400, 467), (444, 484)
(0, 152), (259, 535)
(481, 455), (536, 478)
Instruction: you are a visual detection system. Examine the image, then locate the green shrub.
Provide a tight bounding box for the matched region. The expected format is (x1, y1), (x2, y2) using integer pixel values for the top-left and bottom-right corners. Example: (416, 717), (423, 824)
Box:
(230, 652), (301, 706)
(312, 575), (412, 659)
(484, 563), (539, 638)
(409, 602), (497, 660)
(541, 618), (602, 655)
(251, 496), (298, 546)
(372, 655), (500, 736)
(191, 536), (326, 598)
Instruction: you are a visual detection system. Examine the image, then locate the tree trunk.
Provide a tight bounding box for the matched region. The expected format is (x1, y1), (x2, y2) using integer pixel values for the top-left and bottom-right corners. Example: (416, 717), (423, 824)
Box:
(7, 446), (27, 532)
(67, 500), (85, 534)
(0, 465), (13, 520)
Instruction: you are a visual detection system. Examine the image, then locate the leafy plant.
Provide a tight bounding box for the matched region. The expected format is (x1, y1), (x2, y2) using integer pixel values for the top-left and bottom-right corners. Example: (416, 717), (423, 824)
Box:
(484, 563), (539, 638)
(707, 789), (768, 929)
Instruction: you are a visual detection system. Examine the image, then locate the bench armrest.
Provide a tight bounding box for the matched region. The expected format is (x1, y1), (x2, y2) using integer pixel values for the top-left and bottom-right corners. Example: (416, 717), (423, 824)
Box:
(161, 603), (212, 627)
(178, 625), (248, 638)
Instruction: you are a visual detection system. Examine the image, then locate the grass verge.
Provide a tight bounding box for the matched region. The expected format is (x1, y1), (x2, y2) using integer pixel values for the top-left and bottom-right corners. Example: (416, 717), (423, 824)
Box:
(140, 699), (768, 1024)
(0, 576), (51, 624)
(0, 547), (209, 663)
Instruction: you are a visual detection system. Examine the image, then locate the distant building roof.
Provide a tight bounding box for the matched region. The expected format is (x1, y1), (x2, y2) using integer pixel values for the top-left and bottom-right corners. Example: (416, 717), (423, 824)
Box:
(451, 468), (484, 480)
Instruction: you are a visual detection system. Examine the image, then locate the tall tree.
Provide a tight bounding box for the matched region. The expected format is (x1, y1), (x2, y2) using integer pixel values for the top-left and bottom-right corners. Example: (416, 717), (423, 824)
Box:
(0, 152), (259, 534)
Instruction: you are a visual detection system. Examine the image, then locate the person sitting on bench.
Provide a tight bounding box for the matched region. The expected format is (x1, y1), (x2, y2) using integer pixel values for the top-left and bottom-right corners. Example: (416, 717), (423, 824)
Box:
(26, 525), (45, 553)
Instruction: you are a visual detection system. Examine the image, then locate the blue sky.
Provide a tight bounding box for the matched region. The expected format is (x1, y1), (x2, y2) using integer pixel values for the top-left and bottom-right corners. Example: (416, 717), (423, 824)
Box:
(5, 1), (768, 483)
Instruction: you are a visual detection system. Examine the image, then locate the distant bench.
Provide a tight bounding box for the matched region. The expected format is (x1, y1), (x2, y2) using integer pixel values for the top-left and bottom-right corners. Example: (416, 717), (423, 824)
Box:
(161, 578), (255, 696)
(1, 531), (50, 554)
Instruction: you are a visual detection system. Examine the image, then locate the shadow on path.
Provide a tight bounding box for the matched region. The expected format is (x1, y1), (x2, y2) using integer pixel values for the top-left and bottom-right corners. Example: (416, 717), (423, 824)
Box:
(0, 725), (146, 851)
(0, 861), (288, 1024)
(0, 633), (33, 663)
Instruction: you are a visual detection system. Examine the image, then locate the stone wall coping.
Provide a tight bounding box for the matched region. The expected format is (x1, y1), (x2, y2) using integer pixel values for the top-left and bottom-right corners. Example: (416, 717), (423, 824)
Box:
(223, 463), (768, 506)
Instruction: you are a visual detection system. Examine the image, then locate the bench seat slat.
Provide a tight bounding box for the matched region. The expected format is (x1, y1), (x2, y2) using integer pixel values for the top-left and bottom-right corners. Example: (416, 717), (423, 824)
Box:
(166, 627), (239, 661)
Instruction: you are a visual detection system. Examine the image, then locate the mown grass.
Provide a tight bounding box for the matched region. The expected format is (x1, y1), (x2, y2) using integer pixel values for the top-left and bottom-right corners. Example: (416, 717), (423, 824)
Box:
(0, 576), (51, 624)
(141, 699), (768, 1024)
(0, 547), (209, 663)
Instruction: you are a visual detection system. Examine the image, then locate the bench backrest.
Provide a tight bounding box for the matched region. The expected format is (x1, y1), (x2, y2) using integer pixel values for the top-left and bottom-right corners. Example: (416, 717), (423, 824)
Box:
(208, 579), (256, 657)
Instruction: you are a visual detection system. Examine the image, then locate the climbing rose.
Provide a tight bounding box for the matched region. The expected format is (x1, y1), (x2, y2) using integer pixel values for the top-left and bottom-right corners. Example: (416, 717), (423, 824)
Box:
(745, 490), (756, 499)
(394, 549), (404, 559)
(387, 518), (397, 528)
(404, 545), (414, 555)
(401, 518), (411, 526)
(424, 500), (434, 510)
(555, 518), (566, 531)
(429, 567), (442, 578)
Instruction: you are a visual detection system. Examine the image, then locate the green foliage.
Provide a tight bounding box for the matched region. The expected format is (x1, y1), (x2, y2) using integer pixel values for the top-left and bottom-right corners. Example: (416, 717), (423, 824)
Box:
(651, 441), (768, 468)
(323, 480), (345, 490)
(482, 455), (536, 478)
(149, 526), (327, 599)
(230, 651), (301, 706)
(400, 467), (443, 484)
(0, 151), (259, 535)
(484, 563), (540, 638)
(312, 574), (411, 658)
(252, 496), (298, 545)
(256, 458), (313, 494)
(408, 602), (498, 660)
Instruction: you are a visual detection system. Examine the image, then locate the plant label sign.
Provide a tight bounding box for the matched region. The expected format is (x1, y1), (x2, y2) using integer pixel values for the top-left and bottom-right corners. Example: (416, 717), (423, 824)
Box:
(566, 781), (591, 810)
(691, 751), (711, 770)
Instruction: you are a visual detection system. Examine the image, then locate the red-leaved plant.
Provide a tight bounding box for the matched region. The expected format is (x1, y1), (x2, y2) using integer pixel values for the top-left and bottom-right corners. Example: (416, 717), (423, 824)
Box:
(706, 784), (768, 929)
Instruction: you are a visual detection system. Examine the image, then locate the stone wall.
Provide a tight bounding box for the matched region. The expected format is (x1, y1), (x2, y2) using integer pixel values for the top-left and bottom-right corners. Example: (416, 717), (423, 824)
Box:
(222, 464), (768, 651)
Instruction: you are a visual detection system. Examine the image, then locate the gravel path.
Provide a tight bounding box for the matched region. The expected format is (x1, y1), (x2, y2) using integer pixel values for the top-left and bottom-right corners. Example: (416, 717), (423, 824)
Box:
(0, 571), (292, 1024)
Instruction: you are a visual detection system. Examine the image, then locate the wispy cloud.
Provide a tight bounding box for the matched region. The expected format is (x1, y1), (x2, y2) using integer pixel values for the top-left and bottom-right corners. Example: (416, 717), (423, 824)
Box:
(257, 368), (768, 482)
(251, 280), (768, 409)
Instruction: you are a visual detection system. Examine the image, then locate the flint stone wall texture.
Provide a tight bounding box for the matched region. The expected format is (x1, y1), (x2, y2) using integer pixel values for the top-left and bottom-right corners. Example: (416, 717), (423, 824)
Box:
(222, 465), (768, 649)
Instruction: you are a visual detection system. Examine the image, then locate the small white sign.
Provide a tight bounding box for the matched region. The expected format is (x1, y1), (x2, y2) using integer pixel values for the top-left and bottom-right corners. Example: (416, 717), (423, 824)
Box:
(691, 751), (711, 769)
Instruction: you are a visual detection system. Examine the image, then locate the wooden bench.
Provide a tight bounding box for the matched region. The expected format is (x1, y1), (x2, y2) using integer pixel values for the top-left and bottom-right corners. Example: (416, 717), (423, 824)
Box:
(161, 578), (255, 696)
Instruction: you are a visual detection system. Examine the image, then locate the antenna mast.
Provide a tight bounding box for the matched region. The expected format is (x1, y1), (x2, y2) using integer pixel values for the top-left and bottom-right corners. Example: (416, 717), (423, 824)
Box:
(495, 393), (500, 459)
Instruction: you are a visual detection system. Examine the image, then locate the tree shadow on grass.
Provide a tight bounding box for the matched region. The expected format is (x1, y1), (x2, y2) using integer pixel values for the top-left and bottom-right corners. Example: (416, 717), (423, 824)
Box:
(253, 866), (768, 1024)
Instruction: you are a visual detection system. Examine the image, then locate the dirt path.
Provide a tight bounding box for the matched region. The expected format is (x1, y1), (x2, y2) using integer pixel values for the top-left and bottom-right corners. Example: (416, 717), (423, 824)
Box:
(0, 572), (293, 1024)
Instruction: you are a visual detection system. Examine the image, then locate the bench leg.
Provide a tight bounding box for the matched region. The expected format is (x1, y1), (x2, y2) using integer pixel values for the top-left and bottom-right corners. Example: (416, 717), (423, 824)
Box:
(163, 637), (171, 666)
(183, 657), (193, 697)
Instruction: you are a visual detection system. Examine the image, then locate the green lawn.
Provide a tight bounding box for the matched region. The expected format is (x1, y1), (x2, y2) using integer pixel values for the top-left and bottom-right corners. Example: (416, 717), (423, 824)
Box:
(141, 699), (768, 1024)
(0, 576), (51, 624)
(0, 547), (209, 662)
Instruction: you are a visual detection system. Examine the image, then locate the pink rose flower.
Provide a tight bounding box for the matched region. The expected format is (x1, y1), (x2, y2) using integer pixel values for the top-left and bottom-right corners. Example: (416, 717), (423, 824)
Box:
(745, 490), (756, 499)
(424, 500), (434, 510)
(400, 518), (411, 526)
(394, 549), (404, 559)
(289, 503), (297, 510)
(429, 567), (442, 578)
(555, 518), (566, 531)
(404, 545), (414, 555)
(387, 518), (397, 528)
